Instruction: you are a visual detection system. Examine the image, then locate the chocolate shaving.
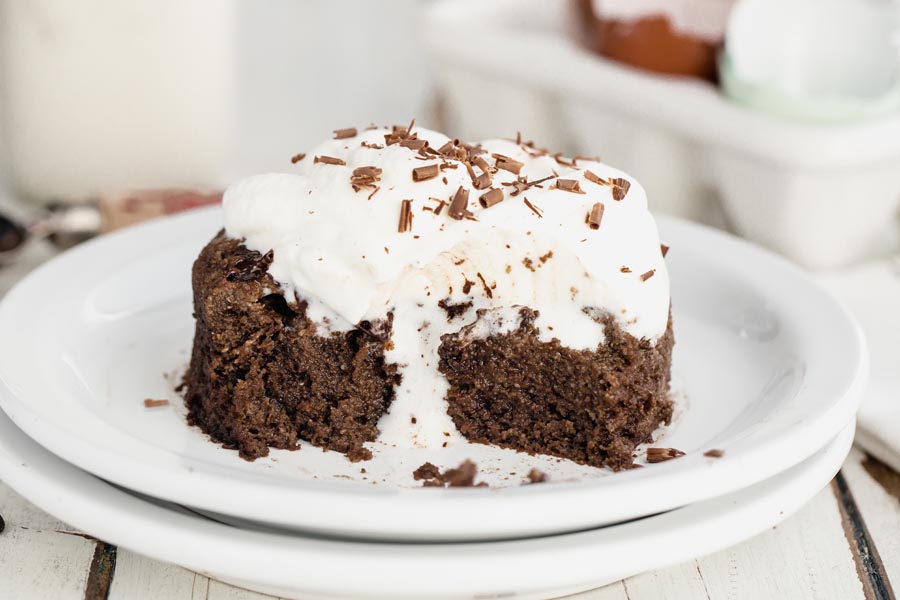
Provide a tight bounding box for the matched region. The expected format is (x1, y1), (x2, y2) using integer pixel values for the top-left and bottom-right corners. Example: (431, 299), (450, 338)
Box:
(314, 155), (346, 166)
(437, 140), (456, 155)
(473, 171), (492, 190)
(361, 141), (384, 149)
(640, 269), (655, 282)
(555, 178), (585, 194)
(350, 165), (383, 192)
(479, 188), (504, 208)
(434, 200), (447, 215)
(290, 152), (306, 164)
(585, 170), (610, 188)
(523, 197), (543, 218)
(646, 447), (685, 463)
(462, 277), (475, 295)
(611, 177), (631, 200)
(398, 199), (413, 233)
(493, 154), (524, 174)
(333, 127), (357, 139)
(476, 272), (493, 298)
(448, 186), (469, 220)
(553, 153), (576, 167)
(661, 244), (670, 258)
(704, 449), (725, 458)
(412, 164), (440, 182)
(473, 155), (491, 172)
(401, 138), (429, 151)
(143, 398), (169, 408)
(620, 266), (632, 273)
(503, 174), (554, 197)
(367, 186), (380, 200)
(587, 202), (604, 230)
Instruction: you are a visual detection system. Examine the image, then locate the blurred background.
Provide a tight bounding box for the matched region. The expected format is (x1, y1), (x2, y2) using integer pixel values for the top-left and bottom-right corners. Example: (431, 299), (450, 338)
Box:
(1, 0), (900, 283)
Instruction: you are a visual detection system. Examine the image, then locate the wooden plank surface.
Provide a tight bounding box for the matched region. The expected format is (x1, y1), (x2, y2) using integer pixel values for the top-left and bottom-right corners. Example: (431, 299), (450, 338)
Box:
(1, 447), (897, 600)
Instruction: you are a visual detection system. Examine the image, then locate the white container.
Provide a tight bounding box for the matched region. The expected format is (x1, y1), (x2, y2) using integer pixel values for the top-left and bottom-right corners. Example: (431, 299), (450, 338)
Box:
(424, 0), (900, 270)
(0, 0), (429, 204)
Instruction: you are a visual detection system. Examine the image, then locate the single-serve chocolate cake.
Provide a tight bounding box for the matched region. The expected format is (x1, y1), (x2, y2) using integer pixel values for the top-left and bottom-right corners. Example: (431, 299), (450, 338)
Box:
(185, 123), (674, 470)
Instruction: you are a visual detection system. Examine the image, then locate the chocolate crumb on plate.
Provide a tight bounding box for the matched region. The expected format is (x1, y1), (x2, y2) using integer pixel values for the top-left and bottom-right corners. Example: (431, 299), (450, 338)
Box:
(640, 269), (656, 282)
(525, 468), (548, 484)
(144, 398), (170, 408)
(413, 459), (484, 488)
(661, 244), (670, 257)
(443, 460), (480, 487)
(704, 449), (725, 458)
(290, 152), (306, 164)
(646, 447), (686, 463)
(413, 462), (441, 481)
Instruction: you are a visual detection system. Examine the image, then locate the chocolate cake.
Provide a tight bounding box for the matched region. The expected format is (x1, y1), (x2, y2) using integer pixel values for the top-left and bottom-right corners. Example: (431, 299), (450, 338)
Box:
(184, 123), (674, 470)
(186, 235), (398, 460)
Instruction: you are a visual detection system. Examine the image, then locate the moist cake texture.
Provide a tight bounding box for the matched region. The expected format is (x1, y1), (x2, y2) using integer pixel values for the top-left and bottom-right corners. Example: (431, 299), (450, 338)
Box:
(186, 235), (398, 461)
(185, 123), (673, 469)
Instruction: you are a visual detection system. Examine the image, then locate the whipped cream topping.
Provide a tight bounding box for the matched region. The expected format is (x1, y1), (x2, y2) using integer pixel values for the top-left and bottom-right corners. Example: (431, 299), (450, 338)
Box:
(223, 126), (669, 448)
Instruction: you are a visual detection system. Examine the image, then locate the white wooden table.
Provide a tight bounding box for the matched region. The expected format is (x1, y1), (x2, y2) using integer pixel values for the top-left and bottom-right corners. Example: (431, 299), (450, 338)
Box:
(1, 448), (897, 600)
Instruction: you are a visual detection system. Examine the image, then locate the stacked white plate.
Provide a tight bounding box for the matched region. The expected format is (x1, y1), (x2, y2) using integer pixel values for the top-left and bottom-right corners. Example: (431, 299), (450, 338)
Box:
(0, 208), (866, 599)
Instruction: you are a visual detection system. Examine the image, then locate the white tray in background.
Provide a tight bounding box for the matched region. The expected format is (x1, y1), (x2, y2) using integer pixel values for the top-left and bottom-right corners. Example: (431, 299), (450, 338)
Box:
(424, 0), (900, 270)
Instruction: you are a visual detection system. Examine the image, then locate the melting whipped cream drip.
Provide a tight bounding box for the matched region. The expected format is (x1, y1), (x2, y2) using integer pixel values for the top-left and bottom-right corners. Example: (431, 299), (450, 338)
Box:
(223, 126), (670, 448)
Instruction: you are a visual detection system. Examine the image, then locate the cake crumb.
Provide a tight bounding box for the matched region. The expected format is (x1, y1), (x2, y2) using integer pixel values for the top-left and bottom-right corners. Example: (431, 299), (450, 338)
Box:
(704, 449), (725, 458)
(646, 447), (686, 463)
(346, 446), (373, 462)
(525, 468), (547, 484)
(143, 398), (169, 408)
(413, 462), (441, 481)
(413, 459), (485, 488)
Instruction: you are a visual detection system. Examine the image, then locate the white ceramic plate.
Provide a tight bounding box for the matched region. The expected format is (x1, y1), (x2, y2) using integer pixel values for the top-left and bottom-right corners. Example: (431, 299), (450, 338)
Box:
(0, 208), (865, 541)
(0, 408), (855, 600)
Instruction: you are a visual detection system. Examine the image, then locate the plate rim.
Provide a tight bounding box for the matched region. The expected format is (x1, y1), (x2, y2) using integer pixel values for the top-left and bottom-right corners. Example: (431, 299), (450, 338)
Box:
(0, 406), (856, 599)
(0, 207), (868, 540)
